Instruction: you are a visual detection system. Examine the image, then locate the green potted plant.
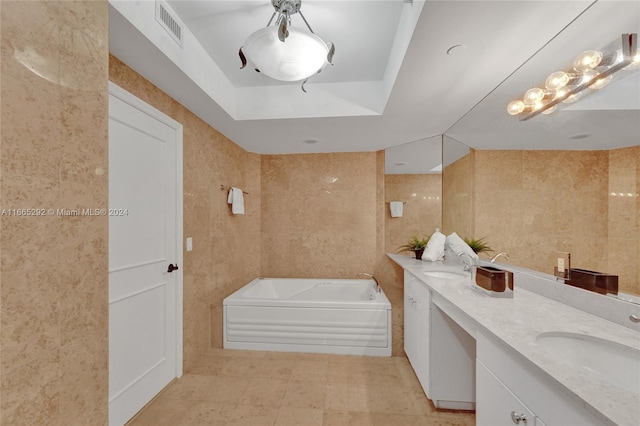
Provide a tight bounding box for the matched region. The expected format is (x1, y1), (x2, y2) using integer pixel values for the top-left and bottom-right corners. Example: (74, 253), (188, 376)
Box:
(399, 236), (430, 259)
(463, 236), (493, 255)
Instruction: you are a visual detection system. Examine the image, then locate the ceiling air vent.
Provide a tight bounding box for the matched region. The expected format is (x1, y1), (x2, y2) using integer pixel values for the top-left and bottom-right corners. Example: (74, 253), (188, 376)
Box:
(155, 1), (183, 47)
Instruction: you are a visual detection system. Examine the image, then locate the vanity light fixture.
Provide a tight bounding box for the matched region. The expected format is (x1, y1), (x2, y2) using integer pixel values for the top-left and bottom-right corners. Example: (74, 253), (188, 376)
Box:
(239, 0), (335, 89)
(507, 33), (639, 121)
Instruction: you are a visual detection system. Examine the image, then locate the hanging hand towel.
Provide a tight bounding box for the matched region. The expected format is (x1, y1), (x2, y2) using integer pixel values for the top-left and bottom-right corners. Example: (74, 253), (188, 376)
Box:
(227, 187), (245, 215)
(389, 201), (404, 218)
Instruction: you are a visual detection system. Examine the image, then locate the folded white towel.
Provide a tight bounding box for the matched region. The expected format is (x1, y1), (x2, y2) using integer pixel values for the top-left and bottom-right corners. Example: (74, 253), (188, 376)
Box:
(422, 229), (446, 261)
(389, 201), (403, 218)
(227, 187), (245, 215)
(445, 232), (478, 259)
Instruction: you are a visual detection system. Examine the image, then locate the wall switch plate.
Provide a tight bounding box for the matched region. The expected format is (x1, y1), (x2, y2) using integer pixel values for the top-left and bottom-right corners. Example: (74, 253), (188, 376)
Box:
(186, 237), (193, 251)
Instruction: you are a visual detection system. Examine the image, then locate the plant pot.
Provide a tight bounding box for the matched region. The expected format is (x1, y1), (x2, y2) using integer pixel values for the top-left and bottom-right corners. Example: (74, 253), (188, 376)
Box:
(413, 248), (425, 260)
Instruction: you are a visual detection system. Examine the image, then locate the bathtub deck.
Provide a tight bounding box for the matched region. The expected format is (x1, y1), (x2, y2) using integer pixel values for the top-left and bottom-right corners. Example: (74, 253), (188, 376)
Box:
(224, 278), (392, 356)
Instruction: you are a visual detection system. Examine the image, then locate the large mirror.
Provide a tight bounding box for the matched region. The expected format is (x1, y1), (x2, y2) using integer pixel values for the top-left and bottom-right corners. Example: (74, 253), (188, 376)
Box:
(443, 1), (639, 298)
(442, 135), (472, 239)
(384, 136), (442, 256)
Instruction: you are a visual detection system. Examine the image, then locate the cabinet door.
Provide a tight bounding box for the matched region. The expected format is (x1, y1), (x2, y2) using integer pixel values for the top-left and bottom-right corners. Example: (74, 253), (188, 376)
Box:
(403, 272), (431, 396)
(476, 359), (535, 426)
(403, 272), (418, 363)
(414, 281), (431, 392)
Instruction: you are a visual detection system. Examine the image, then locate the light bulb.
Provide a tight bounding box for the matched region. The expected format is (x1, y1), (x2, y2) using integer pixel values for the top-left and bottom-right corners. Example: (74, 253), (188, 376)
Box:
(545, 71), (568, 90)
(524, 87), (545, 105)
(573, 50), (603, 72)
(532, 100), (545, 111)
(562, 92), (582, 104)
(589, 74), (613, 90)
(507, 100), (525, 115)
(580, 70), (597, 85)
(542, 105), (557, 115)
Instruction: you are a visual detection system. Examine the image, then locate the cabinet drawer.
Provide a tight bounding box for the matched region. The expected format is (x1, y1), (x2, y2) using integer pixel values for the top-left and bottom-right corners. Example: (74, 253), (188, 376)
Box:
(477, 359), (535, 426)
(477, 331), (604, 425)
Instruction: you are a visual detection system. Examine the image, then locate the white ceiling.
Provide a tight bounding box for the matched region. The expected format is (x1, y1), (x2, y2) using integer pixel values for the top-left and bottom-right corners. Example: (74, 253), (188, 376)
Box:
(109, 0), (640, 169)
(168, 0), (404, 87)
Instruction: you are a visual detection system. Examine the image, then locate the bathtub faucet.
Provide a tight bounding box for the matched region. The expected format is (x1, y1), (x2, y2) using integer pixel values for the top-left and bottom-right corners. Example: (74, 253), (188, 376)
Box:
(357, 272), (381, 292)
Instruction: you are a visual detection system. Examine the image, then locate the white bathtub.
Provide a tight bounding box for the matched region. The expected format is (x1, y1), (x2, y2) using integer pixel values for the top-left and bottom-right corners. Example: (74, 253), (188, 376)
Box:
(223, 278), (392, 356)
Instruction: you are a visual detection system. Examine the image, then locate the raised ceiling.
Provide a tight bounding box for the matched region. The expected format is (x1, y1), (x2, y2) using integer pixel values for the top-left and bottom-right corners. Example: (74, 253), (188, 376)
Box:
(109, 0), (640, 160)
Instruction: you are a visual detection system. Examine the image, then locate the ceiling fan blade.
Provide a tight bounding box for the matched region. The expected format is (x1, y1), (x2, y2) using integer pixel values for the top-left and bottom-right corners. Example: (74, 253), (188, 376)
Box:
(327, 42), (335, 65)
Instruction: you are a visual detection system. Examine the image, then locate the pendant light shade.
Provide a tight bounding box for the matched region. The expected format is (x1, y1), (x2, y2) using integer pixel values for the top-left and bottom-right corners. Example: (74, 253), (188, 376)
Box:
(243, 27), (330, 81)
(239, 0), (334, 86)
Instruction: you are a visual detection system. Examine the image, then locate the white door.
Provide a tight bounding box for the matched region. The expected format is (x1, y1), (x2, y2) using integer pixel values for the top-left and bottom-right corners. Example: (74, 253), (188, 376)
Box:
(108, 83), (183, 426)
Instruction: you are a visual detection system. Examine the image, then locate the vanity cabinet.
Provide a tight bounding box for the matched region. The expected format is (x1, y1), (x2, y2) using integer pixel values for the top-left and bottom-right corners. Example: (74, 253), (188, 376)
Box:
(476, 331), (605, 426)
(391, 254), (634, 425)
(404, 271), (475, 409)
(403, 270), (431, 395)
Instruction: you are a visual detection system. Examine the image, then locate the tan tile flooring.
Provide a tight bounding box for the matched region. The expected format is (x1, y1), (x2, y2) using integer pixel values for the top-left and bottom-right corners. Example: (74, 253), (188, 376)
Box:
(129, 348), (475, 426)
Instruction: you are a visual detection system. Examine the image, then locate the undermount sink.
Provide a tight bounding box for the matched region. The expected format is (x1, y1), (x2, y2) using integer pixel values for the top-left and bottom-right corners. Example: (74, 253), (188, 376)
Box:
(423, 270), (468, 280)
(536, 332), (640, 394)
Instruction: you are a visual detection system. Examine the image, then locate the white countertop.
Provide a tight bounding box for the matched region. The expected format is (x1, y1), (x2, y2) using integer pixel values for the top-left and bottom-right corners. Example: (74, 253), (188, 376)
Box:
(388, 253), (640, 426)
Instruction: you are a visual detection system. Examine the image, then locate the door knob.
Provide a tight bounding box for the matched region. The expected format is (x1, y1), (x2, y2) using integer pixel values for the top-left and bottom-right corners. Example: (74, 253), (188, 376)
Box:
(167, 263), (179, 273)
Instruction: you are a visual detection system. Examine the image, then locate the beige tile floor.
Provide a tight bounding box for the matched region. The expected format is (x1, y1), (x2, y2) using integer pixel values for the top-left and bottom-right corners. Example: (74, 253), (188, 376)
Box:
(128, 348), (475, 426)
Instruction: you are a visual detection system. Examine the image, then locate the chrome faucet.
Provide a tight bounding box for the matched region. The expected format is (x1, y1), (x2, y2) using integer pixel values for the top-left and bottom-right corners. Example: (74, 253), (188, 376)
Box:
(457, 251), (475, 271)
(490, 252), (510, 263)
(358, 272), (381, 292)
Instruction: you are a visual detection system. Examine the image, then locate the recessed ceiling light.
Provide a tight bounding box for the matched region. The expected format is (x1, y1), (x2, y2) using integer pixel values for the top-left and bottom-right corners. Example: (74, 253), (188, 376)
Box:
(395, 162), (408, 166)
(304, 138), (319, 144)
(569, 133), (591, 140)
(446, 44), (466, 56)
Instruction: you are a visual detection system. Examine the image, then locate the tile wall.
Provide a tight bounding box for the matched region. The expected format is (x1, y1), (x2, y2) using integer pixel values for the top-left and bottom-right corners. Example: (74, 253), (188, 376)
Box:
(608, 145), (640, 295)
(260, 153), (382, 279)
(474, 149), (610, 271)
(442, 151), (474, 238)
(1, 1), (109, 423)
(384, 174), (442, 255)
